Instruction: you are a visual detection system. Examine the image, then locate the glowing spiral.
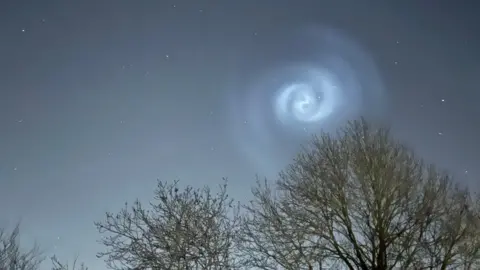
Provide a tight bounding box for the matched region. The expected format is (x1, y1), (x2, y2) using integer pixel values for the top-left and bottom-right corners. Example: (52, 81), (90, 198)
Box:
(227, 25), (386, 175)
(274, 66), (338, 125)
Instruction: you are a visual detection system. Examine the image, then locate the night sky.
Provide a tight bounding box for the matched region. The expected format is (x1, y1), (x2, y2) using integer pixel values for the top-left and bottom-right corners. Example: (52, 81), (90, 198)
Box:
(1, 1), (479, 268)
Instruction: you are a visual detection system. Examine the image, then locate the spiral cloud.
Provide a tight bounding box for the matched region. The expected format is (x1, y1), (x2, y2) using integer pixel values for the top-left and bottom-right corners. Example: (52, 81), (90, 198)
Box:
(227, 25), (386, 174)
(273, 65), (339, 126)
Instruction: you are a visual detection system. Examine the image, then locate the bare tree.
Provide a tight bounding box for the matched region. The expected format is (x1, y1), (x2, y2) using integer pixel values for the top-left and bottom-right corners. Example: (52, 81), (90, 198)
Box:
(95, 178), (241, 270)
(51, 255), (88, 270)
(238, 118), (480, 270)
(0, 224), (43, 270)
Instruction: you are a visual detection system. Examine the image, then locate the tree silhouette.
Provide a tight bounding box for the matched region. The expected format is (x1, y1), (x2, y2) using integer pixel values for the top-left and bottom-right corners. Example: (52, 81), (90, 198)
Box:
(237, 118), (480, 270)
(0, 224), (43, 270)
(50, 255), (88, 270)
(95, 178), (241, 270)
(3, 119), (479, 270)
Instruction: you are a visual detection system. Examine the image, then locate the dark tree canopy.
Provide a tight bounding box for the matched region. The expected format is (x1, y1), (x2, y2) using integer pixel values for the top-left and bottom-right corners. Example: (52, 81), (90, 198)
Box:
(237, 119), (480, 270)
(50, 255), (89, 270)
(0, 224), (89, 270)
(95, 178), (241, 270)
(0, 224), (43, 270)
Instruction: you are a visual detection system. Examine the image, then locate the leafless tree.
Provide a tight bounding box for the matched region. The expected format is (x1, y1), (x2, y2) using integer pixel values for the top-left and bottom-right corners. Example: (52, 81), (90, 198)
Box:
(0, 223), (43, 270)
(238, 118), (480, 270)
(51, 255), (88, 270)
(95, 178), (241, 270)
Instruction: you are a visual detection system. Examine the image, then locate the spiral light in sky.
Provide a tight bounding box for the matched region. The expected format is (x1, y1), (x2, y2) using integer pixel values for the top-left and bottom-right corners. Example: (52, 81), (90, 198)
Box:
(228, 25), (386, 174)
(274, 66), (338, 126)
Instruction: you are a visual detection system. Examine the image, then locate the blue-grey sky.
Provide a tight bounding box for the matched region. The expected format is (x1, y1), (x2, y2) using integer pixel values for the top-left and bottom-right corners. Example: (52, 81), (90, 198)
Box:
(1, 1), (479, 268)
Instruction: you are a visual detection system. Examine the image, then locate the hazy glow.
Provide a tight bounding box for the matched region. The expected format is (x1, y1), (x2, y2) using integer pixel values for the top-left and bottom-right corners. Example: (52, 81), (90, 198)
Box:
(228, 25), (385, 174)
